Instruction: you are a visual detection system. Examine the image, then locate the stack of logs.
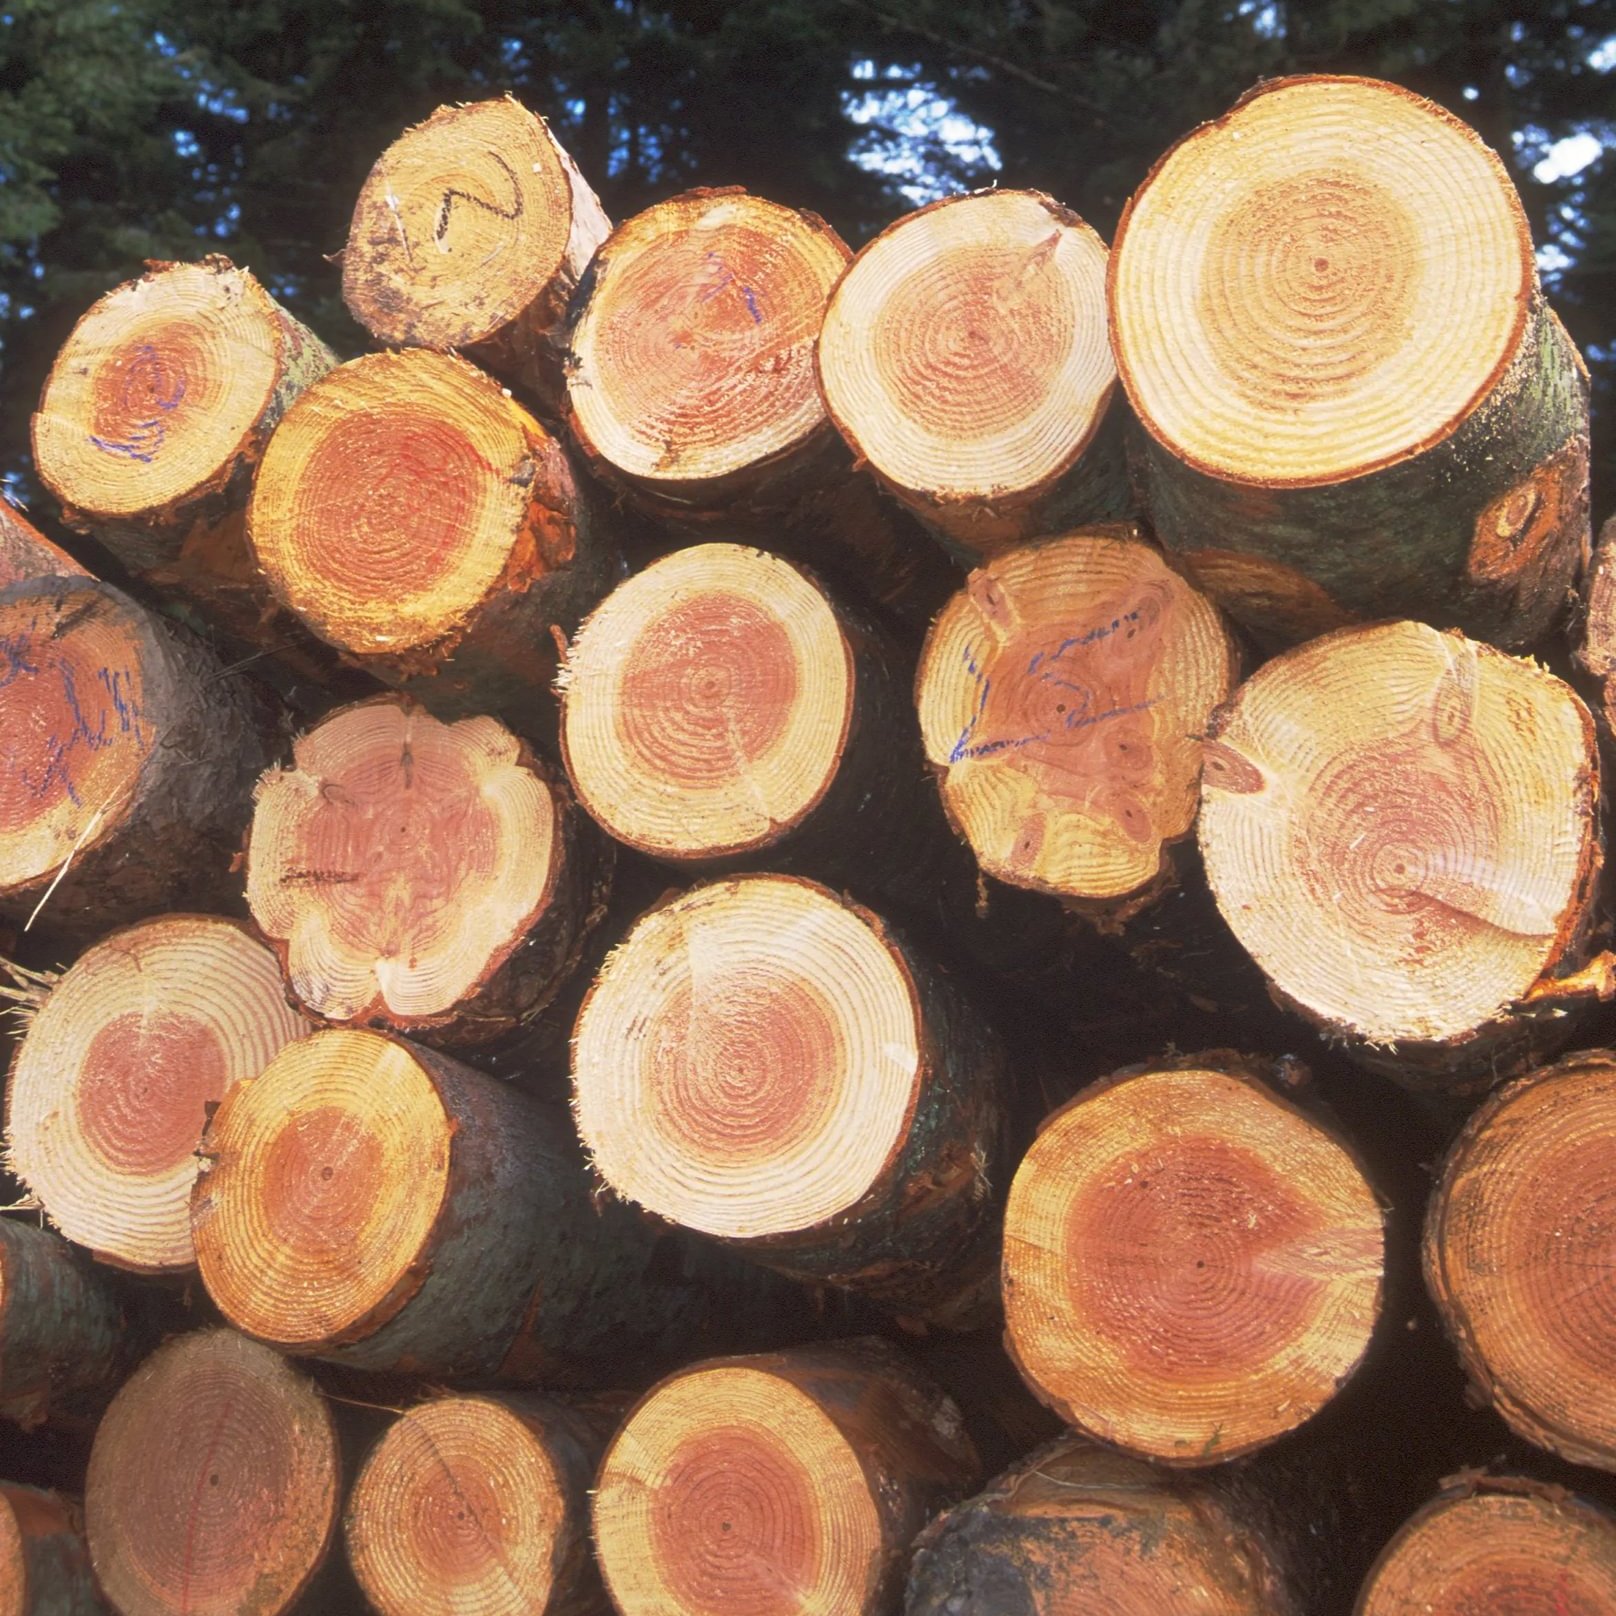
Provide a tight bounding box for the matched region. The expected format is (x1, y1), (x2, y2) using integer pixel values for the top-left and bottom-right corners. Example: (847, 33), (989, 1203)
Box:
(2, 73), (1615, 1616)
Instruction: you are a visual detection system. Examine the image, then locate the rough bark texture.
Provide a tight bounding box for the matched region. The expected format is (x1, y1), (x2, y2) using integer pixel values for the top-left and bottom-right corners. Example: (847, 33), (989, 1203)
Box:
(1577, 512), (1616, 735)
(0, 502), (86, 592)
(0, 1484), (107, 1615)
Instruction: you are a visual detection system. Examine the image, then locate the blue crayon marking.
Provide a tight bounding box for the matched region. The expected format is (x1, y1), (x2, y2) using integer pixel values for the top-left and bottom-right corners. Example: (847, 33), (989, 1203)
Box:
(88, 344), (186, 461)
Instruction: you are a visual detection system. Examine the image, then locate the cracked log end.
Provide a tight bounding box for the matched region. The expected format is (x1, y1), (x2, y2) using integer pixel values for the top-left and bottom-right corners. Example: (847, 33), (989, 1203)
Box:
(1198, 620), (1598, 1058)
(85, 1329), (339, 1616)
(6, 914), (304, 1272)
(561, 543), (852, 861)
(1003, 1061), (1384, 1464)
(917, 530), (1238, 912)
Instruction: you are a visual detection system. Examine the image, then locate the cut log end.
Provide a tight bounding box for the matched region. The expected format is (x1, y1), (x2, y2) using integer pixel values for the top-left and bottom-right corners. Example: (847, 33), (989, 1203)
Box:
(1111, 75), (1533, 486)
(192, 1029), (452, 1351)
(0, 1485), (104, 1616)
(247, 698), (575, 1036)
(562, 544), (852, 860)
(574, 875), (921, 1241)
(818, 189), (1114, 536)
(1426, 1054), (1616, 1470)
(1003, 1062), (1384, 1463)
(6, 914), (305, 1272)
(1357, 1486), (1616, 1615)
(1199, 620), (1598, 1054)
(85, 1329), (339, 1616)
(917, 530), (1238, 909)
(566, 189), (848, 492)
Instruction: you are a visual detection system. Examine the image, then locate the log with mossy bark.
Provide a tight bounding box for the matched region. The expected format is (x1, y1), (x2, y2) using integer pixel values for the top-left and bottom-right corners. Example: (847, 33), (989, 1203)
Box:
(593, 1339), (980, 1616)
(0, 1485), (107, 1615)
(1110, 75), (1590, 651)
(0, 577), (278, 948)
(1198, 619), (1608, 1088)
(573, 873), (1009, 1328)
(343, 97), (610, 416)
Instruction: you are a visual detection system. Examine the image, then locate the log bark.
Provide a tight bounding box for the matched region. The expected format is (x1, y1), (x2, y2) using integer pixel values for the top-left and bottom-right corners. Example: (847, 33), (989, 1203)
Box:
(594, 1339), (980, 1616)
(1424, 1050), (1616, 1472)
(343, 97), (610, 416)
(1355, 1475), (1616, 1614)
(4, 915), (305, 1272)
(0, 577), (278, 948)
(0, 1485), (107, 1614)
(1577, 512), (1616, 734)
(0, 1219), (129, 1430)
(1110, 75), (1590, 651)
(191, 1027), (800, 1381)
(245, 695), (606, 1048)
(1198, 620), (1607, 1087)
(818, 189), (1129, 563)
(0, 501), (86, 592)
(1002, 1053), (1384, 1465)
(346, 1392), (617, 1616)
(84, 1328), (340, 1616)
(916, 527), (1239, 920)
(248, 349), (618, 732)
(572, 873), (1009, 1327)
(560, 542), (951, 900)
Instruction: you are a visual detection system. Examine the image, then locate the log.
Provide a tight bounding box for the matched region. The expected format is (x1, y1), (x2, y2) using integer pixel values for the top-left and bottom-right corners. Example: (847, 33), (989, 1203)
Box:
(192, 1027), (797, 1381)
(0, 576), (277, 948)
(906, 1434), (1302, 1615)
(84, 1328), (340, 1616)
(4, 915), (305, 1272)
(0, 500), (87, 592)
(245, 695), (605, 1048)
(1424, 1050), (1616, 1471)
(0, 1220), (129, 1429)
(247, 349), (617, 730)
(0, 1485), (106, 1615)
(817, 189), (1128, 563)
(342, 97), (610, 416)
(1355, 1476), (1616, 1614)
(560, 542), (947, 896)
(915, 527), (1239, 920)
(593, 1339), (980, 1616)
(1198, 620), (1605, 1086)
(1577, 512), (1616, 733)
(572, 873), (1008, 1327)
(1110, 75), (1590, 650)
(1001, 1054), (1384, 1464)
(345, 1392), (616, 1616)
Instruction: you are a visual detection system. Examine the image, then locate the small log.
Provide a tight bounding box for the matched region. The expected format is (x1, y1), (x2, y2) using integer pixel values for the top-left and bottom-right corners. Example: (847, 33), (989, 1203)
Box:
(1577, 512), (1616, 732)
(907, 1435), (1302, 1614)
(573, 873), (1008, 1327)
(248, 349), (617, 730)
(818, 189), (1128, 562)
(593, 1339), (980, 1616)
(1424, 1050), (1616, 1471)
(0, 577), (277, 948)
(245, 696), (604, 1048)
(0, 1485), (106, 1615)
(561, 542), (946, 896)
(1110, 76), (1590, 650)
(346, 1392), (616, 1616)
(1356, 1476), (1616, 1614)
(84, 1328), (340, 1616)
(916, 528), (1239, 920)
(0, 501), (87, 591)
(343, 97), (610, 415)
(0, 1220), (129, 1429)
(1198, 620), (1604, 1086)
(192, 1027), (796, 1381)
(5, 915), (305, 1272)
(1002, 1055), (1384, 1464)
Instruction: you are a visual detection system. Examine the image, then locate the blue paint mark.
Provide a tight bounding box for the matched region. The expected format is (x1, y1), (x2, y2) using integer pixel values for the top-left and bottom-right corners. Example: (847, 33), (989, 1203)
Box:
(1026, 609), (1141, 676)
(88, 344), (186, 462)
(89, 433), (158, 463)
(2, 646), (151, 806)
(948, 641), (994, 764)
(741, 285), (763, 324)
(697, 253), (762, 323)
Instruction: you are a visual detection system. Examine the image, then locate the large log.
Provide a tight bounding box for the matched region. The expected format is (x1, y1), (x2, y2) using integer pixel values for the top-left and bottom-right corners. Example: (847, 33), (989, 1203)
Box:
(593, 1340), (980, 1616)
(0, 1485), (107, 1615)
(245, 696), (605, 1048)
(343, 97), (610, 415)
(0, 577), (277, 947)
(572, 874), (1008, 1327)
(915, 527), (1239, 920)
(1198, 620), (1606, 1086)
(1110, 76), (1590, 650)
(818, 189), (1128, 563)
(5, 915), (304, 1272)
(1002, 1055), (1384, 1464)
